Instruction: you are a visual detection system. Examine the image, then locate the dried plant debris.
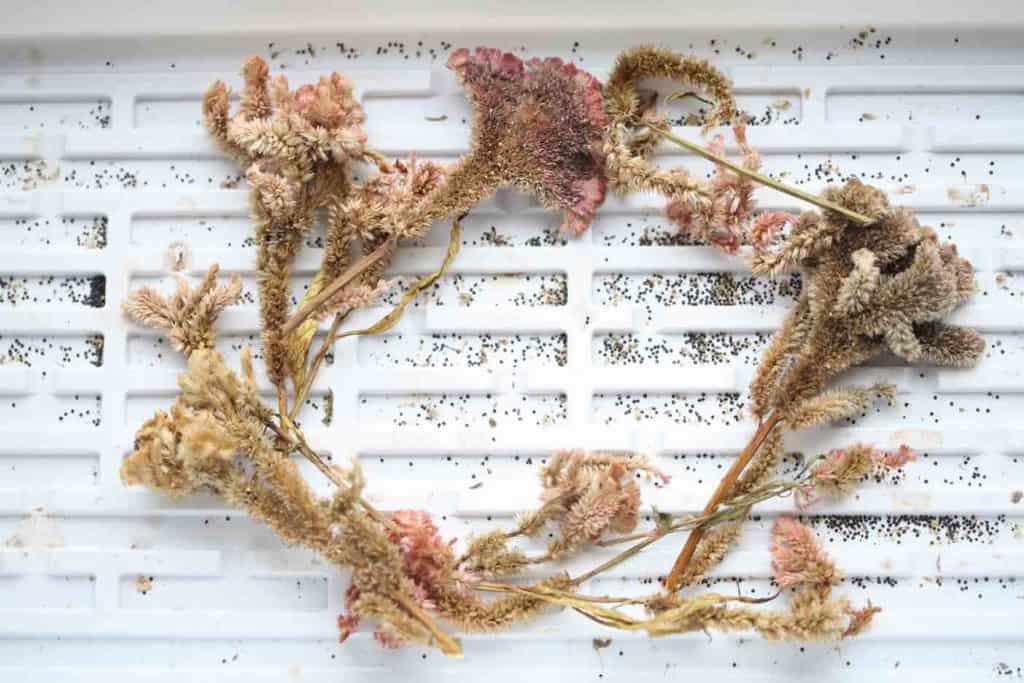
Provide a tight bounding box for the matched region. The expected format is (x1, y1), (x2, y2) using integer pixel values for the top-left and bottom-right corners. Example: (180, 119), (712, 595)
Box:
(119, 47), (986, 657)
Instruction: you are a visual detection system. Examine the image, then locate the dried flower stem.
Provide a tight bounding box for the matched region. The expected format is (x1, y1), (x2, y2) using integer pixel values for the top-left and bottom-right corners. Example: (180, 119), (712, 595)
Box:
(650, 125), (873, 227)
(572, 530), (666, 585)
(282, 236), (398, 337)
(391, 590), (464, 657)
(573, 466), (806, 585)
(265, 412), (397, 533)
(666, 412), (781, 591)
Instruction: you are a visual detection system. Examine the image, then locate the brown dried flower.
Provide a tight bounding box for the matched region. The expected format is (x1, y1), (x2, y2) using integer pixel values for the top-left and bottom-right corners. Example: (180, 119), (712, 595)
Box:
(751, 179), (985, 419)
(203, 56), (375, 388)
(122, 264), (241, 355)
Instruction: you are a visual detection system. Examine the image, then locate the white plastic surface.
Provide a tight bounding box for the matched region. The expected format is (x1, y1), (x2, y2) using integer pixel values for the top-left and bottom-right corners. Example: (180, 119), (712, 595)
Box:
(1, 22), (1024, 682)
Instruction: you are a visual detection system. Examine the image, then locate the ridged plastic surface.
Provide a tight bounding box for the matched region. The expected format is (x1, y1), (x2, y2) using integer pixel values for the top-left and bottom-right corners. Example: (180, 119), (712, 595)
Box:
(0, 27), (1022, 681)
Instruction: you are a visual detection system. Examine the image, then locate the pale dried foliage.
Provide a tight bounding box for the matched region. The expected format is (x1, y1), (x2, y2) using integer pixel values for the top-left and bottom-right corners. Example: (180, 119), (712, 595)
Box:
(122, 264), (241, 354)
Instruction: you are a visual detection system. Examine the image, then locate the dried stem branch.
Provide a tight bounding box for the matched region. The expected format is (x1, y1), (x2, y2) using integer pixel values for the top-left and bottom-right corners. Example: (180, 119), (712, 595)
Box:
(282, 236), (398, 337)
(665, 412), (781, 591)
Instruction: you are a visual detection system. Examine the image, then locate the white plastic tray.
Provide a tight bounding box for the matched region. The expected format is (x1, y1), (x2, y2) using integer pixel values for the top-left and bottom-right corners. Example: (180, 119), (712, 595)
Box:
(1, 12), (1023, 681)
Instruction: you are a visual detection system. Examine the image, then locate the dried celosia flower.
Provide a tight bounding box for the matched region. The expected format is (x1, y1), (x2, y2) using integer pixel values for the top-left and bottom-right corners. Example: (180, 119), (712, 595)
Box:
(538, 450), (667, 556)
(459, 530), (528, 579)
(882, 444), (915, 468)
(665, 124), (761, 255)
(770, 516), (841, 589)
(604, 46), (742, 252)
(843, 600), (882, 637)
(316, 279), (393, 321)
(750, 179), (985, 421)
(387, 509), (455, 598)
(796, 443), (916, 508)
(749, 211), (796, 248)
(329, 154), (447, 251)
(122, 264), (241, 355)
(203, 57), (376, 388)
(411, 47), (608, 235)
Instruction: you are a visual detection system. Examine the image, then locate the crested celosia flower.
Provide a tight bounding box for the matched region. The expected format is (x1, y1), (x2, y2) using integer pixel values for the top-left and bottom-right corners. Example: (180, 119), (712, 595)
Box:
(447, 47), (609, 234)
(770, 516), (840, 588)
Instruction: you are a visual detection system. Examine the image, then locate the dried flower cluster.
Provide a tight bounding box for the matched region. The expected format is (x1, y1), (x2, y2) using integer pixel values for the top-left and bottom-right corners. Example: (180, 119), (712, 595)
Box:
(120, 47), (985, 657)
(796, 443), (916, 508)
(122, 264), (241, 354)
(202, 56), (382, 396)
(536, 450), (667, 552)
(665, 179), (983, 591)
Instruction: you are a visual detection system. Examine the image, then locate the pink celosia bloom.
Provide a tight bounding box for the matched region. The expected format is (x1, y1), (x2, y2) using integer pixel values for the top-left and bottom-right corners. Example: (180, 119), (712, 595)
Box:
(770, 516), (839, 588)
(448, 46), (609, 234)
(796, 443), (916, 509)
(293, 73), (365, 130)
(387, 509), (455, 597)
(882, 443), (916, 468)
(749, 211), (796, 248)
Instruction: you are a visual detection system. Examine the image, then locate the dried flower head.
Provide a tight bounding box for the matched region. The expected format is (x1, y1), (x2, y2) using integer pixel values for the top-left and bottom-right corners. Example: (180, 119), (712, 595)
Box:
(330, 154), (448, 247)
(122, 264), (241, 355)
(387, 509), (455, 598)
(797, 443), (916, 508)
(538, 450), (667, 555)
(749, 211), (796, 249)
(603, 46), (741, 246)
(750, 179), (985, 420)
(206, 55), (369, 173)
(664, 123), (761, 254)
(436, 47), (608, 234)
(770, 516), (841, 589)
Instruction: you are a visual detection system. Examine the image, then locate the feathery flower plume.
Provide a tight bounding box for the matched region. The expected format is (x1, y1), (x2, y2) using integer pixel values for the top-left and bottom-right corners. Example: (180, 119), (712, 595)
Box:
(796, 443), (917, 508)
(122, 264), (241, 355)
(202, 56), (375, 389)
(770, 516), (841, 589)
(538, 450), (668, 556)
